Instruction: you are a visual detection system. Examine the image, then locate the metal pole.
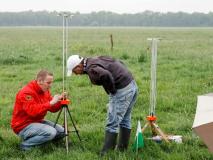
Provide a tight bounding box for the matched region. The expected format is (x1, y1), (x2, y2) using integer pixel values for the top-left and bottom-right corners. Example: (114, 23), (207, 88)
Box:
(64, 106), (69, 153)
(65, 14), (69, 93)
(148, 38), (160, 116)
(62, 14), (65, 94)
(65, 15), (69, 153)
(58, 12), (74, 153)
(63, 13), (69, 153)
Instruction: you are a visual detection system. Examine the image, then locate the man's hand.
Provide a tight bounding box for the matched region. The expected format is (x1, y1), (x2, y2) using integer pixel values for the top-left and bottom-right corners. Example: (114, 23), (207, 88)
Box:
(50, 94), (63, 106)
(61, 92), (68, 100)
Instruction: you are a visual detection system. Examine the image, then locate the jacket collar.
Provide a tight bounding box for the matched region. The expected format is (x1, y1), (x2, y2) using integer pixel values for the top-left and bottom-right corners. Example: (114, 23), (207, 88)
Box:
(83, 58), (87, 73)
(31, 80), (44, 94)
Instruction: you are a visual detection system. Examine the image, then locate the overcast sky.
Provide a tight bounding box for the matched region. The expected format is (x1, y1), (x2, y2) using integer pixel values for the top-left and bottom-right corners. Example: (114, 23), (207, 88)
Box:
(0, 0), (213, 13)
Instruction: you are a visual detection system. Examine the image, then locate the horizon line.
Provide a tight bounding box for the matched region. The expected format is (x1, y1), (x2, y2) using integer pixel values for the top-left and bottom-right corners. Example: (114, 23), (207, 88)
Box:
(0, 9), (212, 14)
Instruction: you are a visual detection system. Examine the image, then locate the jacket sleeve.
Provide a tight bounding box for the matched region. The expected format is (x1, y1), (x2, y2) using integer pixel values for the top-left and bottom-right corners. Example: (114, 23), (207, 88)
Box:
(46, 92), (62, 113)
(19, 93), (51, 118)
(88, 65), (116, 94)
(48, 100), (62, 113)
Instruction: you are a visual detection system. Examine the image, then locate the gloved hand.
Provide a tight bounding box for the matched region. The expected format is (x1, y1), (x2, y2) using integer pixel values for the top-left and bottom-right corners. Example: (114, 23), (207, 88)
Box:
(50, 94), (62, 106)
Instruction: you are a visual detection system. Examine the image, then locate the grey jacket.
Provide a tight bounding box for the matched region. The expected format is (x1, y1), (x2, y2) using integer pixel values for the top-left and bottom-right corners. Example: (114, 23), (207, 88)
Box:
(83, 56), (133, 94)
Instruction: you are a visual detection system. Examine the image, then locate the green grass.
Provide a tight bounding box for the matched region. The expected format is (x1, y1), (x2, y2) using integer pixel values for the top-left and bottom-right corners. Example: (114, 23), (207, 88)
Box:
(0, 27), (213, 159)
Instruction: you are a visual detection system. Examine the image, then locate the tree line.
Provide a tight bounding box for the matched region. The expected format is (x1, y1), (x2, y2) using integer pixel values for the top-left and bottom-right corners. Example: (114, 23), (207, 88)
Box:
(0, 10), (213, 27)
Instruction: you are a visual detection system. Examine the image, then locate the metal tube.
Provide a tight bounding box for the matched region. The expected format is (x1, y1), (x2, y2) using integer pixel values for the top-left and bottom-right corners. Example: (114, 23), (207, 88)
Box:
(58, 12), (76, 153)
(65, 15), (68, 92)
(64, 106), (69, 153)
(148, 38), (159, 116)
(62, 14), (65, 94)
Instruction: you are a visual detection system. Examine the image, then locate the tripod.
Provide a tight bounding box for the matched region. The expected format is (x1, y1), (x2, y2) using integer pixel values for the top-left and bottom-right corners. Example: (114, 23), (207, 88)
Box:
(54, 99), (82, 153)
(55, 12), (83, 153)
(141, 114), (169, 142)
(141, 38), (169, 143)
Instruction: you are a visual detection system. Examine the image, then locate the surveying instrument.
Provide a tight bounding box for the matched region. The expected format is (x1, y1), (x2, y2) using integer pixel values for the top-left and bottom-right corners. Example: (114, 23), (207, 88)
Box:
(141, 38), (169, 143)
(54, 12), (82, 153)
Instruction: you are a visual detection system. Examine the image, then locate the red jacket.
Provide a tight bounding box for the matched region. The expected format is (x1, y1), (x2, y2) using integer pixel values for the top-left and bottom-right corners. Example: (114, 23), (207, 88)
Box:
(11, 80), (62, 134)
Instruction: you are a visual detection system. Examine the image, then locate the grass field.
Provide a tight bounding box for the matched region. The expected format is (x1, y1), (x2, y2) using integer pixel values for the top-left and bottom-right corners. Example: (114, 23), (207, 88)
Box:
(0, 27), (213, 160)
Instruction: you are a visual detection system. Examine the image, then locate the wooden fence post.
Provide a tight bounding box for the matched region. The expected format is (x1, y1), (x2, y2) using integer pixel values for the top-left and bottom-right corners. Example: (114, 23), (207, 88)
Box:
(110, 34), (113, 51)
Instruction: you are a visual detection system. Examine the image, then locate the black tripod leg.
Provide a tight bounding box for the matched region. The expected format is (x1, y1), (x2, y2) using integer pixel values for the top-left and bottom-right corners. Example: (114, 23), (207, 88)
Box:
(54, 108), (63, 128)
(64, 105), (69, 153)
(66, 107), (82, 142)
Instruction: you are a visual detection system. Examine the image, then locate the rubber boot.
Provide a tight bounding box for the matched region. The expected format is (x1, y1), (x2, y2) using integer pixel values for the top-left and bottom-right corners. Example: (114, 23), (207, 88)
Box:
(100, 131), (118, 156)
(117, 127), (131, 151)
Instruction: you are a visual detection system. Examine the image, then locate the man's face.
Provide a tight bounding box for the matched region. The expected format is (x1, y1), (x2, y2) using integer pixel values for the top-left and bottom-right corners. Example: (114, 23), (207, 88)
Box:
(73, 64), (84, 75)
(38, 75), (53, 92)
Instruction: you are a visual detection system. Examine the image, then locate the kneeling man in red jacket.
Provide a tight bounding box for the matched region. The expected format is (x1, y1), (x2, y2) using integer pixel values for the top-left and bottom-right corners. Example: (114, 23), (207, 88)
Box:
(11, 69), (65, 150)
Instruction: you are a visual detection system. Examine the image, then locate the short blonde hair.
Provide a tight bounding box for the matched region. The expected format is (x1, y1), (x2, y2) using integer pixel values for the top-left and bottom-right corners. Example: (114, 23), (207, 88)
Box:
(36, 69), (53, 81)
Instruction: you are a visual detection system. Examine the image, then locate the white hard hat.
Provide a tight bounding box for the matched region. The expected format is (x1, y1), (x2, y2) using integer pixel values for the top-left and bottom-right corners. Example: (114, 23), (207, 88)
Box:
(67, 55), (83, 76)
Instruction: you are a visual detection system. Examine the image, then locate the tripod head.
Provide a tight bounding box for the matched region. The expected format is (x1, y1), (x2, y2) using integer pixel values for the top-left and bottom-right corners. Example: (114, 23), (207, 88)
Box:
(147, 112), (157, 122)
(146, 115), (157, 122)
(60, 99), (70, 105)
